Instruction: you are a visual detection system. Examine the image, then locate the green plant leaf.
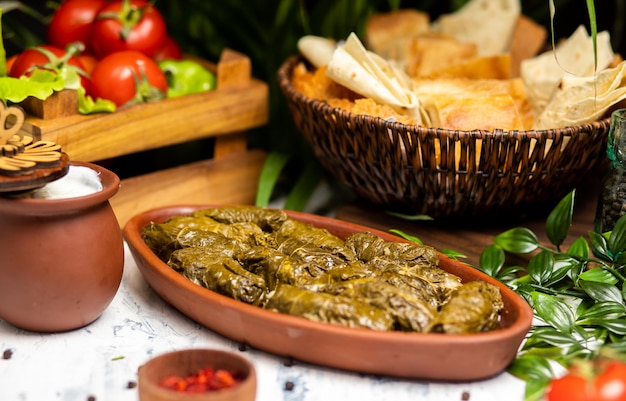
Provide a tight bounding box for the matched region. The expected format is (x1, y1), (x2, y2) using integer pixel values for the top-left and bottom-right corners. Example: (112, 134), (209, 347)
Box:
(546, 190), (574, 247)
(478, 244), (505, 278)
(566, 236), (590, 260)
(528, 251), (554, 286)
(545, 256), (578, 286)
(389, 229), (422, 244)
(385, 210), (433, 221)
(532, 291), (575, 333)
(576, 301), (626, 323)
(507, 354), (554, 382)
(439, 249), (466, 260)
(589, 230), (612, 261)
(579, 280), (624, 303)
(284, 160), (324, 211)
(524, 327), (580, 348)
(255, 151), (290, 207)
(494, 227), (539, 254)
(584, 319), (626, 335)
(608, 214), (626, 256)
(578, 268), (619, 285)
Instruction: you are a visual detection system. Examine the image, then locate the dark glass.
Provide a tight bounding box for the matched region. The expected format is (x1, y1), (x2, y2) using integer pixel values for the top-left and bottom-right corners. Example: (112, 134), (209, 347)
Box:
(595, 109), (626, 233)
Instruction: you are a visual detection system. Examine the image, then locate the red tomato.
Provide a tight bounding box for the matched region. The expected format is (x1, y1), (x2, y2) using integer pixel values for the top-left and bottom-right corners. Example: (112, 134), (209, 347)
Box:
(89, 50), (167, 107)
(47, 0), (106, 53)
(9, 45), (90, 90)
(78, 53), (98, 75)
(546, 373), (589, 401)
(152, 35), (183, 62)
(91, 0), (167, 58)
(594, 362), (626, 401)
(546, 360), (626, 401)
(5, 55), (17, 74)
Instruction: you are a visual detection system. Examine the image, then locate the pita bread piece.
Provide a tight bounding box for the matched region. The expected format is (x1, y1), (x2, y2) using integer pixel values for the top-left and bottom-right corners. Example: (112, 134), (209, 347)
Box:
(521, 25), (615, 116)
(433, 0), (521, 56)
(326, 32), (437, 126)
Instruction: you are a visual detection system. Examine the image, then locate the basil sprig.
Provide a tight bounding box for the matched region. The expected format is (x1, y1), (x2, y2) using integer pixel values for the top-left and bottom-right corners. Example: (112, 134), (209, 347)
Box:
(478, 190), (626, 401)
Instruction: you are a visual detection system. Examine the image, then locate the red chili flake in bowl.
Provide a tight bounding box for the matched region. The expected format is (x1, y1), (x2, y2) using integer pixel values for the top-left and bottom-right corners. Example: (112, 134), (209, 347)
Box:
(159, 367), (242, 393)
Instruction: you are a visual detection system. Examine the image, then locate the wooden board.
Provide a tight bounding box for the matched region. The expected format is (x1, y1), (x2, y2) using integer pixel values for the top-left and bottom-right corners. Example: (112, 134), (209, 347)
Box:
(111, 149), (266, 226)
(18, 49), (269, 163)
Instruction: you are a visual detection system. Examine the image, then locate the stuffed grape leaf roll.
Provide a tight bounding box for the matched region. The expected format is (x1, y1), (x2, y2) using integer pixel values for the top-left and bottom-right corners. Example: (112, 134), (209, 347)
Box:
(265, 284), (394, 331)
(168, 247), (266, 306)
(429, 281), (504, 334)
(193, 206), (288, 232)
(320, 278), (437, 332)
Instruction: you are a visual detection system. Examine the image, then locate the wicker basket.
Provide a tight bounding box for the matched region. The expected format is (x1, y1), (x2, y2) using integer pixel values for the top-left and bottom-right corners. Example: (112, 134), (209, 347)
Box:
(278, 55), (612, 219)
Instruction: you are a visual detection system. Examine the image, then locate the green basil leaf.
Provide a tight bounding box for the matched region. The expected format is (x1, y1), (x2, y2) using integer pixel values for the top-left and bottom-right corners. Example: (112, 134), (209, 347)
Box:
(255, 151), (290, 207)
(524, 378), (552, 401)
(528, 251), (554, 285)
(566, 236), (590, 260)
(606, 339), (626, 353)
(494, 227), (539, 254)
(578, 268), (619, 285)
(546, 255), (579, 285)
(583, 318), (626, 335)
(614, 250), (626, 267)
(479, 244), (505, 277)
(546, 190), (574, 247)
(498, 265), (525, 281)
(507, 354), (554, 381)
(439, 249), (466, 260)
(576, 301), (626, 322)
(389, 229), (422, 245)
(589, 230), (612, 260)
(608, 205), (626, 256)
(532, 291), (575, 332)
(524, 327), (580, 348)
(579, 280), (624, 303)
(284, 161), (324, 211)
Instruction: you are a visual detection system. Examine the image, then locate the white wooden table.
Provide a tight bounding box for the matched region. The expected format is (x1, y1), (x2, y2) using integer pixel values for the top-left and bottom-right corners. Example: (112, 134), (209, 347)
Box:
(0, 243), (526, 401)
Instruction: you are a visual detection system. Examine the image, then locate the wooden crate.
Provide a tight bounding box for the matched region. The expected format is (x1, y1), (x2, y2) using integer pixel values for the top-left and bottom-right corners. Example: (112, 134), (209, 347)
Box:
(19, 49), (269, 226)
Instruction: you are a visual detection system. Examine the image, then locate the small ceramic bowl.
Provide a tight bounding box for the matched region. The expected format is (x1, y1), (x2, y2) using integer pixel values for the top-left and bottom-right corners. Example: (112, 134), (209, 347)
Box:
(137, 349), (256, 401)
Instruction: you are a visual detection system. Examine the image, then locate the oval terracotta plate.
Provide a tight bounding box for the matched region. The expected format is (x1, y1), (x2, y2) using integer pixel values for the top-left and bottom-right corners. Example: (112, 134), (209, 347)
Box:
(123, 205), (533, 381)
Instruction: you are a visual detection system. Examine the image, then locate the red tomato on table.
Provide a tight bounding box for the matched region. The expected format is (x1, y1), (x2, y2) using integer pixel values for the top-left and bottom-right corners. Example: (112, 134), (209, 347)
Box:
(47, 0), (107, 53)
(91, 0), (167, 58)
(153, 35), (183, 62)
(89, 50), (167, 107)
(546, 360), (626, 401)
(9, 45), (90, 90)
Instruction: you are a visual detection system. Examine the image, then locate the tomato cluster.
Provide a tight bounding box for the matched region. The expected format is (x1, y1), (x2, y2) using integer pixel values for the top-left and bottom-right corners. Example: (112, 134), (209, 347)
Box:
(546, 359), (626, 401)
(9, 0), (184, 108)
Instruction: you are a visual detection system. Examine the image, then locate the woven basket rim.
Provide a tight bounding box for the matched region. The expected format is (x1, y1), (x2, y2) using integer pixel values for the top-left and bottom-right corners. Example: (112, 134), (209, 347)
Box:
(277, 54), (612, 138)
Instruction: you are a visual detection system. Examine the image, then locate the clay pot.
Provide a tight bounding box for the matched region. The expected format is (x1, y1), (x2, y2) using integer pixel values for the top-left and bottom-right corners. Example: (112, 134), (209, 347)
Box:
(0, 161), (124, 332)
(138, 348), (257, 401)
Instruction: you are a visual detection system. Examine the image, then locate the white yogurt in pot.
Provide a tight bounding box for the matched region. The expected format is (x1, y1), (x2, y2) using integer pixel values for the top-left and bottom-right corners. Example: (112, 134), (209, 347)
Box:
(15, 165), (103, 199)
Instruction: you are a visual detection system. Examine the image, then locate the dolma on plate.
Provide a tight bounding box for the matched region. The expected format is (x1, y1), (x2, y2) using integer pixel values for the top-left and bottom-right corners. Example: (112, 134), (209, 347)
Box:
(242, 246), (330, 291)
(142, 215), (260, 261)
(275, 219), (356, 261)
(265, 284), (394, 331)
(320, 278), (437, 332)
(193, 206), (288, 232)
(429, 281), (504, 334)
(345, 231), (439, 267)
(277, 237), (351, 275)
(168, 247), (266, 306)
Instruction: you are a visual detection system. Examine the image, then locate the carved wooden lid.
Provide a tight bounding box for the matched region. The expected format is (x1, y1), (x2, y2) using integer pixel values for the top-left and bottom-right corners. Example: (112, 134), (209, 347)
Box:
(0, 102), (69, 193)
